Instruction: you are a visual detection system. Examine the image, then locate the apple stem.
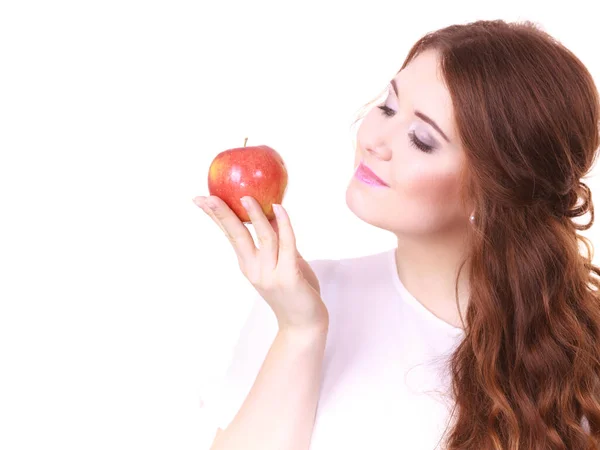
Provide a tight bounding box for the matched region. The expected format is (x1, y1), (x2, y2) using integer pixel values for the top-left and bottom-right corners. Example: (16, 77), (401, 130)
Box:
(244, 137), (248, 147)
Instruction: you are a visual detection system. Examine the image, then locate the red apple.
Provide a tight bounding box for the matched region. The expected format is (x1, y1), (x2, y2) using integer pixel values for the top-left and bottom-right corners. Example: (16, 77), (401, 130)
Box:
(207, 138), (288, 223)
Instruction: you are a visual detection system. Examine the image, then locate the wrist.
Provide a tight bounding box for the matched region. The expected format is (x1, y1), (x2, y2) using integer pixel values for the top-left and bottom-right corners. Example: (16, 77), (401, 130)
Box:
(278, 320), (329, 342)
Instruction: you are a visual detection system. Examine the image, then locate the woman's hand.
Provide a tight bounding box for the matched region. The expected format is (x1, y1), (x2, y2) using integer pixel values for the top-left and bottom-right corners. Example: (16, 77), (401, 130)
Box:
(194, 195), (329, 332)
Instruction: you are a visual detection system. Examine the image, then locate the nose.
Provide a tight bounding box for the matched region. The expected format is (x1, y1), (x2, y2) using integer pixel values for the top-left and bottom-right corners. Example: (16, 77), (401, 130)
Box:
(358, 120), (395, 161)
(364, 142), (392, 161)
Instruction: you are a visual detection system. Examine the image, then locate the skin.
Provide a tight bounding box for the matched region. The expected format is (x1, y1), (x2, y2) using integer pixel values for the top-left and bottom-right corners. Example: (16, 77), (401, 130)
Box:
(345, 49), (472, 329)
(200, 49), (474, 447)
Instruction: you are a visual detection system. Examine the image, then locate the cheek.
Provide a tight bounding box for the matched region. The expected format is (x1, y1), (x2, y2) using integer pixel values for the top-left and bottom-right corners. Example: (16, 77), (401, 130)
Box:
(400, 165), (461, 208)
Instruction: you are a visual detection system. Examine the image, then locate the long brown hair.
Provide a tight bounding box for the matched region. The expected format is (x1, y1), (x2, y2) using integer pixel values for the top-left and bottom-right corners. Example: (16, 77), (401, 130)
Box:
(355, 20), (600, 449)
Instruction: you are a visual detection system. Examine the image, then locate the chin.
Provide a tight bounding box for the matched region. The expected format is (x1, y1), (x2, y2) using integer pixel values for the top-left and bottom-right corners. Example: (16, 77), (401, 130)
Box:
(345, 180), (390, 230)
(345, 179), (366, 217)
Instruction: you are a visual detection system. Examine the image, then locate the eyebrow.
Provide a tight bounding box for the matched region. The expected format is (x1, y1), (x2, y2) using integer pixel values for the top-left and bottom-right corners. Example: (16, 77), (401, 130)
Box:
(390, 79), (450, 143)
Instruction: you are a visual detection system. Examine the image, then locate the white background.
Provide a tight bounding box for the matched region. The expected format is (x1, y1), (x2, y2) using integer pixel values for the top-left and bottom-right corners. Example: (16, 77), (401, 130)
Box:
(1, 1), (599, 449)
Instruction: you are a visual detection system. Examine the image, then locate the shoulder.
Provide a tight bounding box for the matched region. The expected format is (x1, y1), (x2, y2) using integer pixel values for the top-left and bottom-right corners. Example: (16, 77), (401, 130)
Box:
(245, 248), (394, 323)
(309, 248), (392, 281)
(308, 248), (394, 289)
(306, 248), (394, 309)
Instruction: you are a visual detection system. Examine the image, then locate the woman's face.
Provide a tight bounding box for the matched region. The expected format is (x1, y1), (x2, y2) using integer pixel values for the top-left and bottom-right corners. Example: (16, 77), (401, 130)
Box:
(346, 49), (469, 236)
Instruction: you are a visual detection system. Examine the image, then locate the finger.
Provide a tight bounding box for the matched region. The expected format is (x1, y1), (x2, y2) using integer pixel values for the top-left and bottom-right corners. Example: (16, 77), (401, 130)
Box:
(268, 216), (279, 237)
(194, 196), (228, 235)
(241, 196), (278, 271)
(201, 196), (257, 267)
(272, 203), (297, 265)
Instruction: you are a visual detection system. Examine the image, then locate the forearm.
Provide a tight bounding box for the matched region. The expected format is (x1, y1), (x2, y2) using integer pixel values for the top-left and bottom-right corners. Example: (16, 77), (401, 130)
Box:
(212, 324), (329, 450)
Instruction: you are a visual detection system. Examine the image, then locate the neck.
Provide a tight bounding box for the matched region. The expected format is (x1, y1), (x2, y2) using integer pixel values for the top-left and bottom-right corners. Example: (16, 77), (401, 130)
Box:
(394, 226), (471, 329)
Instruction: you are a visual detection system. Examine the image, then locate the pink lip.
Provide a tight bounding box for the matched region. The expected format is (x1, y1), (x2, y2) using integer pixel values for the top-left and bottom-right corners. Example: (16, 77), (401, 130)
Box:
(354, 161), (389, 187)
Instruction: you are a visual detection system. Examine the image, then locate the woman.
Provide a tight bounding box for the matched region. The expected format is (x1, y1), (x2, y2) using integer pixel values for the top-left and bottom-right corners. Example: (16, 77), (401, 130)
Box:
(195, 19), (600, 450)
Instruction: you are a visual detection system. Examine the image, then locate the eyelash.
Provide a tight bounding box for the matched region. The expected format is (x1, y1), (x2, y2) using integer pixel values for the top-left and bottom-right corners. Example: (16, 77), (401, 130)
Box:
(377, 105), (435, 154)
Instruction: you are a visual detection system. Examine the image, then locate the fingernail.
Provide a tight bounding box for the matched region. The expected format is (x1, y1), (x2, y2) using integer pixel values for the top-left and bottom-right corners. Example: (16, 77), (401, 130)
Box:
(240, 197), (249, 209)
(273, 203), (282, 219)
(193, 196), (205, 207)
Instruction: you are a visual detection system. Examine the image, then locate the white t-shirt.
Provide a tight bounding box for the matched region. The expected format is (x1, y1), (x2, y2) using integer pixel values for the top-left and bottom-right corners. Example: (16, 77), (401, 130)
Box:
(205, 247), (466, 450)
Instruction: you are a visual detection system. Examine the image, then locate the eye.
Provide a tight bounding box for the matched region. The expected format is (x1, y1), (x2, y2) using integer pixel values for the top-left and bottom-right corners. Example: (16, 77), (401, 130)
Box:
(377, 104), (436, 154)
(377, 105), (395, 117)
(408, 130), (434, 154)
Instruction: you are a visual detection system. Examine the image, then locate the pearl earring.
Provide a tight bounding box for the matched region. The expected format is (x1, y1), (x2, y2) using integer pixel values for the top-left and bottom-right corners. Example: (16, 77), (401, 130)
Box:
(469, 213), (475, 224)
